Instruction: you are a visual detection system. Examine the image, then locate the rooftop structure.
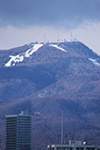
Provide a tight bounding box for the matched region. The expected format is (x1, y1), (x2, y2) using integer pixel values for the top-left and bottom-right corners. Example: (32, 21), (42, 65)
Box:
(47, 140), (100, 150)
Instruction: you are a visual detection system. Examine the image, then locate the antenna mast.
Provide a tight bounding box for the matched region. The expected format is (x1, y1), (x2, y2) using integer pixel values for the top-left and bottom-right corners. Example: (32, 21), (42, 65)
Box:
(44, 34), (46, 44)
(57, 35), (59, 42)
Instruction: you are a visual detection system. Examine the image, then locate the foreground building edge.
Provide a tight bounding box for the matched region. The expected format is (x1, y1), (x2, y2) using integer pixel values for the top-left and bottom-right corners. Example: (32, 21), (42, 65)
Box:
(47, 140), (100, 150)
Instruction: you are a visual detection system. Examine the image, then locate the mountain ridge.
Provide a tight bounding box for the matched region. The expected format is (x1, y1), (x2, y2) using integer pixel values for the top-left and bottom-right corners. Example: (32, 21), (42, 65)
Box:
(1, 41), (99, 67)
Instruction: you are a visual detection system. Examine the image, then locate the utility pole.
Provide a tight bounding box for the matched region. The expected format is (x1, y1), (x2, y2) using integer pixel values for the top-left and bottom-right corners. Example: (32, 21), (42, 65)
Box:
(61, 113), (63, 150)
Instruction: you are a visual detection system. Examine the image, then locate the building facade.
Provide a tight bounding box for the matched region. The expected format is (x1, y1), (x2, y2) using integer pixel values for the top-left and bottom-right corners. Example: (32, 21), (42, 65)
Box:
(0, 135), (1, 150)
(6, 111), (31, 150)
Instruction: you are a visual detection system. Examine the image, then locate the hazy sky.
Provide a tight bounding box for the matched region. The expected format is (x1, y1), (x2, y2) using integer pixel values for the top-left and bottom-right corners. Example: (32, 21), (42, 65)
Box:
(0, 0), (100, 54)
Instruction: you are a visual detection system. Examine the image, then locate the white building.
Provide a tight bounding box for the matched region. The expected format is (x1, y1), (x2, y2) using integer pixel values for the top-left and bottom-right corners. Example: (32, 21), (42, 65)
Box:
(47, 140), (100, 150)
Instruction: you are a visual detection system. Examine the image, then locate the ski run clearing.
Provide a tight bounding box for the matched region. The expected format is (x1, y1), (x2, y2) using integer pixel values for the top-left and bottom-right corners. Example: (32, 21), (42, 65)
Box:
(4, 43), (66, 67)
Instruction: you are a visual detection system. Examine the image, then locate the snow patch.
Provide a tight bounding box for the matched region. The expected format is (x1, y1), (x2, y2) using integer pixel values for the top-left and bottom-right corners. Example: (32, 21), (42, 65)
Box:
(5, 54), (24, 67)
(5, 44), (43, 67)
(34, 111), (40, 115)
(25, 44), (43, 57)
(89, 58), (100, 66)
(49, 44), (66, 52)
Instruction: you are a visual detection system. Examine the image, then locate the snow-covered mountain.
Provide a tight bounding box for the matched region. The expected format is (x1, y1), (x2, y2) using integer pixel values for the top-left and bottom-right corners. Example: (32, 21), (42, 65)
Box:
(4, 43), (67, 67)
(0, 41), (100, 102)
(3, 42), (100, 68)
(0, 41), (100, 150)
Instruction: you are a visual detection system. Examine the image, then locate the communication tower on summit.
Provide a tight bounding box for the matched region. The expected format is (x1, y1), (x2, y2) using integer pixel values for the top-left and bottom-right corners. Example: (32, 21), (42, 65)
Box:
(57, 35), (59, 42)
(71, 33), (72, 42)
(44, 34), (46, 44)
